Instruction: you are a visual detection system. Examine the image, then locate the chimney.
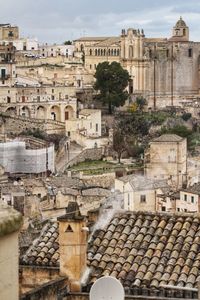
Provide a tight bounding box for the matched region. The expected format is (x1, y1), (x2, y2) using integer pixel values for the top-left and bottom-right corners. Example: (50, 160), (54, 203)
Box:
(57, 201), (87, 292)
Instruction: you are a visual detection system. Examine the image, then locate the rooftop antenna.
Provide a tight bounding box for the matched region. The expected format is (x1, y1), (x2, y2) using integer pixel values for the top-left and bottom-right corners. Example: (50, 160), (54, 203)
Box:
(90, 276), (124, 300)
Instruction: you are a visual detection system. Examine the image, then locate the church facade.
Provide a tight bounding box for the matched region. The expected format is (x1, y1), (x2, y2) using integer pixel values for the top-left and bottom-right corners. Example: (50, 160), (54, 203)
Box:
(74, 18), (200, 108)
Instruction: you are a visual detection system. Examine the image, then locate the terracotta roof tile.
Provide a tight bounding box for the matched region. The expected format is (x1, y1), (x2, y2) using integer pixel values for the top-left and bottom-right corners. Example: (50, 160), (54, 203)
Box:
(20, 221), (59, 267)
(87, 211), (200, 291)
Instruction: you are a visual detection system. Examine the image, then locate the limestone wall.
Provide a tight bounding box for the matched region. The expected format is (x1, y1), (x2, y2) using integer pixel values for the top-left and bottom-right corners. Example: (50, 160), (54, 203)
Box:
(66, 148), (103, 168)
(0, 114), (65, 135)
(0, 231), (19, 300)
(81, 172), (115, 189)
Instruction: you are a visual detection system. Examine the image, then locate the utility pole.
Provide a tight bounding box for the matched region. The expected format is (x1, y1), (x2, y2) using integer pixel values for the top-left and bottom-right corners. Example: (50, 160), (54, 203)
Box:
(153, 45), (157, 110)
(171, 44), (174, 107)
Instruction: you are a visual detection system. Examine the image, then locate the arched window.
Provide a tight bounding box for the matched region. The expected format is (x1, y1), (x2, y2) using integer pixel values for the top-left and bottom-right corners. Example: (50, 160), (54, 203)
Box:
(114, 49), (117, 56)
(103, 49), (106, 56)
(108, 49), (111, 56)
(129, 46), (134, 58)
(98, 49), (100, 56)
(117, 49), (120, 56)
(111, 49), (114, 56)
(89, 49), (92, 56)
(95, 49), (97, 56)
(80, 44), (84, 52)
(183, 28), (186, 36)
(101, 49), (103, 56)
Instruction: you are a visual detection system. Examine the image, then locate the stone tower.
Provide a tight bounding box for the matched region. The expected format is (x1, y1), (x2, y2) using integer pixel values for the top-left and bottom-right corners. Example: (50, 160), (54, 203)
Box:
(58, 201), (87, 291)
(171, 16), (189, 41)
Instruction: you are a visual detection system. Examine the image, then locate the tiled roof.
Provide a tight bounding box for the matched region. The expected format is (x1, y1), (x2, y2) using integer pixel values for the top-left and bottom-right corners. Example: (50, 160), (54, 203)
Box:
(117, 175), (169, 191)
(182, 183), (200, 195)
(152, 134), (184, 143)
(74, 37), (113, 42)
(87, 211), (200, 290)
(21, 221), (59, 267)
(21, 210), (200, 292)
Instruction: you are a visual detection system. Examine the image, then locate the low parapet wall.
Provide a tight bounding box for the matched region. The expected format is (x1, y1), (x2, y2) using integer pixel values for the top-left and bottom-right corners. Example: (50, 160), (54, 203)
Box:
(0, 113), (65, 135)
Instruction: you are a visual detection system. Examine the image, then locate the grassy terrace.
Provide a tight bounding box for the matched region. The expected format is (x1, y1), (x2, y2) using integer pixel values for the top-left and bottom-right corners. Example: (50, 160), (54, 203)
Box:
(69, 159), (143, 175)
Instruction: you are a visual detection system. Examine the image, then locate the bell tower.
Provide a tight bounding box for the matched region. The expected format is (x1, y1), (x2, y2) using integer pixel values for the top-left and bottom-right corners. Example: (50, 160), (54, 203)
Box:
(171, 16), (189, 41)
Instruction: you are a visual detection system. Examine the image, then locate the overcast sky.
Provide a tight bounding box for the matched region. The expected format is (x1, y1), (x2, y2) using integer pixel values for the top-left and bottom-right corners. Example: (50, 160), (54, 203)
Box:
(1, 0), (200, 44)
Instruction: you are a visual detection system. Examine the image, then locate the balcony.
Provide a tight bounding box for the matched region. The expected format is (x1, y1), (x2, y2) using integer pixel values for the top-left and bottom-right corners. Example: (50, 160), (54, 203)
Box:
(0, 74), (10, 80)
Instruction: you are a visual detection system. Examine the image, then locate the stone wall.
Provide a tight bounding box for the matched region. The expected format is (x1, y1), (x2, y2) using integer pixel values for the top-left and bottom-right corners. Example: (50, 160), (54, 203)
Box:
(20, 277), (67, 300)
(81, 172), (115, 189)
(20, 266), (60, 294)
(0, 113), (65, 135)
(66, 148), (103, 168)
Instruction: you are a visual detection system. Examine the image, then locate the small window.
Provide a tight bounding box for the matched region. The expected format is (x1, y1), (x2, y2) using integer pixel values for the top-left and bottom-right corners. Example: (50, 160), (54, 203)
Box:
(37, 193), (41, 198)
(162, 206), (166, 211)
(191, 196), (194, 203)
(52, 89), (54, 93)
(65, 224), (73, 232)
(177, 208), (180, 212)
(184, 194), (187, 201)
(96, 123), (98, 132)
(90, 64), (92, 69)
(188, 48), (193, 58)
(128, 194), (130, 206)
(140, 195), (146, 203)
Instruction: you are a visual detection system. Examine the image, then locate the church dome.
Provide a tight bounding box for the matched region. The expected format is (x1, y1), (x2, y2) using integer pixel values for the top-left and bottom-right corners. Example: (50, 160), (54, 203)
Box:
(175, 16), (187, 28)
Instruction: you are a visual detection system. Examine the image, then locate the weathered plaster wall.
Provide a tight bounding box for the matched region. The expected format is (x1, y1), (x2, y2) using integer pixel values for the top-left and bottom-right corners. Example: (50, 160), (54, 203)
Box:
(0, 231), (19, 300)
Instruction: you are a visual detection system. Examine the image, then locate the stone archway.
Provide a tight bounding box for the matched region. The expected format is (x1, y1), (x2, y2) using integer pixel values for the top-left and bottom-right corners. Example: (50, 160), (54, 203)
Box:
(64, 105), (74, 120)
(50, 105), (61, 121)
(36, 106), (46, 119)
(5, 106), (17, 116)
(20, 106), (30, 118)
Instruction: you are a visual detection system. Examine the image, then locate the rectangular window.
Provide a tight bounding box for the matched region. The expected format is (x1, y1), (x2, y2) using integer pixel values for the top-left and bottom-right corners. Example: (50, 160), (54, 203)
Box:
(184, 194), (187, 201)
(191, 196), (194, 203)
(177, 208), (180, 212)
(162, 206), (166, 211)
(188, 48), (193, 58)
(96, 123), (98, 132)
(128, 194), (130, 206)
(140, 195), (146, 203)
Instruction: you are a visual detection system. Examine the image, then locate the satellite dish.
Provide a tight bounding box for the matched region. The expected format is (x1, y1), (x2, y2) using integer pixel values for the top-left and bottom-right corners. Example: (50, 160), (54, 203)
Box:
(90, 276), (124, 300)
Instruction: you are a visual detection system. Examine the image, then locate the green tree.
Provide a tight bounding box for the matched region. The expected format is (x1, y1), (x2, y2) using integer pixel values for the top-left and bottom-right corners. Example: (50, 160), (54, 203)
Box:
(94, 61), (130, 114)
(64, 40), (72, 45)
(113, 129), (126, 163)
(135, 96), (147, 111)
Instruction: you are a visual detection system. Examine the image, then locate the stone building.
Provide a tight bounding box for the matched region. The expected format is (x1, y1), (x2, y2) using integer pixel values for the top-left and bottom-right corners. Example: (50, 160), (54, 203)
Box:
(115, 174), (170, 212)
(39, 44), (74, 58)
(0, 202), (22, 300)
(74, 17), (200, 108)
(20, 208), (200, 299)
(145, 134), (187, 189)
